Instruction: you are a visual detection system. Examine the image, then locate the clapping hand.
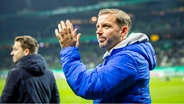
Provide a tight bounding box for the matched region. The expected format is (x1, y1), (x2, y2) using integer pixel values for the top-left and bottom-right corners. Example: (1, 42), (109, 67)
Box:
(55, 20), (81, 48)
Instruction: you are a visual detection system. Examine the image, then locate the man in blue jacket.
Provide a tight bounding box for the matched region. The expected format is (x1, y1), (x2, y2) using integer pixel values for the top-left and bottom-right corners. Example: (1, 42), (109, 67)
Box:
(0, 35), (60, 103)
(55, 8), (156, 103)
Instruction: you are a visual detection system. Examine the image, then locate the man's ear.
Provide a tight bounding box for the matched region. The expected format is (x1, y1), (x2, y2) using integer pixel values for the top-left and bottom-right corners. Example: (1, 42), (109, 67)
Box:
(120, 26), (129, 40)
(24, 49), (30, 56)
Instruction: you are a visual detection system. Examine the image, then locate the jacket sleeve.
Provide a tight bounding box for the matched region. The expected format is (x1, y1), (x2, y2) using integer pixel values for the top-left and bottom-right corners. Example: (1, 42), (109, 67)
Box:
(60, 47), (138, 99)
(0, 69), (20, 103)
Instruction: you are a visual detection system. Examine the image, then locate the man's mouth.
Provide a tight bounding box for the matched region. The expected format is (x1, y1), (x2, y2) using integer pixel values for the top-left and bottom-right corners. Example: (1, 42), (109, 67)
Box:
(98, 38), (106, 42)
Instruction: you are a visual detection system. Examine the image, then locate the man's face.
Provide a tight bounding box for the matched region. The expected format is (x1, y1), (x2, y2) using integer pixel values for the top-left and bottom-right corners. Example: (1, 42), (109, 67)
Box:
(96, 14), (122, 51)
(11, 41), (26, 63)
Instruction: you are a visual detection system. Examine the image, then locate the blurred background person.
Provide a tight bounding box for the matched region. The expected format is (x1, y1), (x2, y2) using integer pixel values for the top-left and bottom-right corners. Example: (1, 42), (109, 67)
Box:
(0, 35), (60, 103)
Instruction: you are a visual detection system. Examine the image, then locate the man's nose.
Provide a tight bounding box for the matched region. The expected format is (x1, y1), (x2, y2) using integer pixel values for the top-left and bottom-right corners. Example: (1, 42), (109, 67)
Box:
(10, 51), (14, 56)
(96, 28), (102, 35)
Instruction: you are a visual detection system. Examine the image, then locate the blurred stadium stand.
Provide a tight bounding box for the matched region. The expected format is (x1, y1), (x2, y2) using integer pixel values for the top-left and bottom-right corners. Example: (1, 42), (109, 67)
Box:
(0, 0), (184, 70)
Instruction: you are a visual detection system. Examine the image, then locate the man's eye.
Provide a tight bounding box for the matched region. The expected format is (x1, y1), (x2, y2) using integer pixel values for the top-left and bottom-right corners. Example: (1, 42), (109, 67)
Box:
(13, 48), (16, 50)
(103, 24), (111, 28)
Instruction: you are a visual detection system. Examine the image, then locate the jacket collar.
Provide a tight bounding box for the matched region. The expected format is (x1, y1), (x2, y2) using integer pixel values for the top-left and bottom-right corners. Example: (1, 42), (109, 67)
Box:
(103, 32), (149, 59)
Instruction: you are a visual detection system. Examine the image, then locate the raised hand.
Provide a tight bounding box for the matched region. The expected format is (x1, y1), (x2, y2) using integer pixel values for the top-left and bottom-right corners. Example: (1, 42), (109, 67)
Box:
(55, 20), (81, 48)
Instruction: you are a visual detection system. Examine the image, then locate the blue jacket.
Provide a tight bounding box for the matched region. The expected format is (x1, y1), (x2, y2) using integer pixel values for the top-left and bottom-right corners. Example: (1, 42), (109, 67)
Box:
(60, 33), (156, 103)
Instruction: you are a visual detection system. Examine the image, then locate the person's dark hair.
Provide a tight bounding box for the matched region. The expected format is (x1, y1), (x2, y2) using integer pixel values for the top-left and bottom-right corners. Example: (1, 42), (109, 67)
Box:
(15, 35), (39, 54)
